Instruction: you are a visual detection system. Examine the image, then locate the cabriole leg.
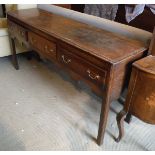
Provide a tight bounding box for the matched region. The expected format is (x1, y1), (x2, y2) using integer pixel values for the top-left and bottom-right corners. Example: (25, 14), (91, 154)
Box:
(125, 113), (132, 124)
(115, 110), (127, 142)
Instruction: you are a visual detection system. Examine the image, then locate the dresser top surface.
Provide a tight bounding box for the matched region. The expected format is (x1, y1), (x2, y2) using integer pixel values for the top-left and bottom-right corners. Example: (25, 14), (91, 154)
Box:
(134, 55), (155, 74)
(7, 8), (147, 64)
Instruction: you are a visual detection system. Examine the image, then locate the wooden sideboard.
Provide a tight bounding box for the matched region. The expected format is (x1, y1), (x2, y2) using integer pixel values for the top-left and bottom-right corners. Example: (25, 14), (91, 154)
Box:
(7, 8), (147, 145)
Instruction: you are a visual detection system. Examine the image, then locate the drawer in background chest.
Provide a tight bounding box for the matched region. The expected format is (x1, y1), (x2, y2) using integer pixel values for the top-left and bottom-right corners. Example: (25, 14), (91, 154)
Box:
(57, 47), (107, 89)
(28, 32), (56, 60)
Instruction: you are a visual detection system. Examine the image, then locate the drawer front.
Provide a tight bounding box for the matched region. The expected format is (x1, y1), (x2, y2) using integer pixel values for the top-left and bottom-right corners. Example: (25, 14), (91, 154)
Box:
(59, 42), (111, 70)
(28, 32), (56, 59)
(8, 20), (27, 42)
(28, 31), (42, 50)
(41, 37), (56, 59)
(57, 47), (106, 88)
(8, 20), (16, 36)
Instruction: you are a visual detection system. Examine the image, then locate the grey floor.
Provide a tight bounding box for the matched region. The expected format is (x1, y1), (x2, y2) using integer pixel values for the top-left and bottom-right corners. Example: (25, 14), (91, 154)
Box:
(0, 54), (155, 151)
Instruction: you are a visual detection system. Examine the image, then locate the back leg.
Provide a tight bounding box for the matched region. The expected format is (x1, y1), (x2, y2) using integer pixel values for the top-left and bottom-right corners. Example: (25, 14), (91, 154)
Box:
(125, 113), (132, 124)
(115, 110), (127, 142)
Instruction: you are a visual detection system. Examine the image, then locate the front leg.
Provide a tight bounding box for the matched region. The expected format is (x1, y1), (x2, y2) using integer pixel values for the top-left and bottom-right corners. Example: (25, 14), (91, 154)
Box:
(10, 38), (19, 70)
(97, 68), (114, 146)
(115, 110), (127, 142)
(97, 75), (113, 146)
(97, 95), (111, 145)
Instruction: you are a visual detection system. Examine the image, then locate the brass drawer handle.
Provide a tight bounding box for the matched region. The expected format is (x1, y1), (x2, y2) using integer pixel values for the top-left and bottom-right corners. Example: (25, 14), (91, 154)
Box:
(50, 49), (54, 52)
(87, 69), (100, 80)
(20, 42), (24, 47)
(44, 45), (48, 49)
(18, 30), (20, 34)
(21, 32), (24, 36)
(61, 55), (71, 64)
(17, 28), (24, 36)
(44, 45), (54, 52)
(10, 26), (13, 30)
(31, 37), (36, 43)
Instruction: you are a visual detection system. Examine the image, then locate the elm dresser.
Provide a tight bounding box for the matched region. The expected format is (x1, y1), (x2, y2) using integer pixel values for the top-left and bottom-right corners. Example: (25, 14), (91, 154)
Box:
(7, 8), (147, 145)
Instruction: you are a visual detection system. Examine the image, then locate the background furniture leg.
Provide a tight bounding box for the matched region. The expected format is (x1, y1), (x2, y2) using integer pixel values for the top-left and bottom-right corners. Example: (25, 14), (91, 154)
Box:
(26, 51), (33, 60)
(2, 4), (6, 17)
(115, 110), (127, 142)
(125, 113), (132, 124)
(33, 52), (42, 62)
(10, 38), (19, 70)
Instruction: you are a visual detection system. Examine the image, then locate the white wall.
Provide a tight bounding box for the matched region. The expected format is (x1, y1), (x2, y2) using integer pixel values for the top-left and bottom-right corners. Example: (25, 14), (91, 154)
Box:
(0, 4), (37, 57)
(17, 4), (37, 10)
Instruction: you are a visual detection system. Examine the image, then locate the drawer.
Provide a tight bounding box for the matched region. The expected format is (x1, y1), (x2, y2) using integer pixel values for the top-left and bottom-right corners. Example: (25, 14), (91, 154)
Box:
(57, 48), (106, 88)
(41, 37), (56, 59)
(8, 20), (16, 36)
(8, 20), (27, 42)
(28, 31), (42, 50)
(59, 42), (111, 70)
(28, 32), (56, 59)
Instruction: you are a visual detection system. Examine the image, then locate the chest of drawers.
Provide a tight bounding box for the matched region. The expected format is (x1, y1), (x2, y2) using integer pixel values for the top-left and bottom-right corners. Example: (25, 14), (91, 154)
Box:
(116, 55), (155, 142)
